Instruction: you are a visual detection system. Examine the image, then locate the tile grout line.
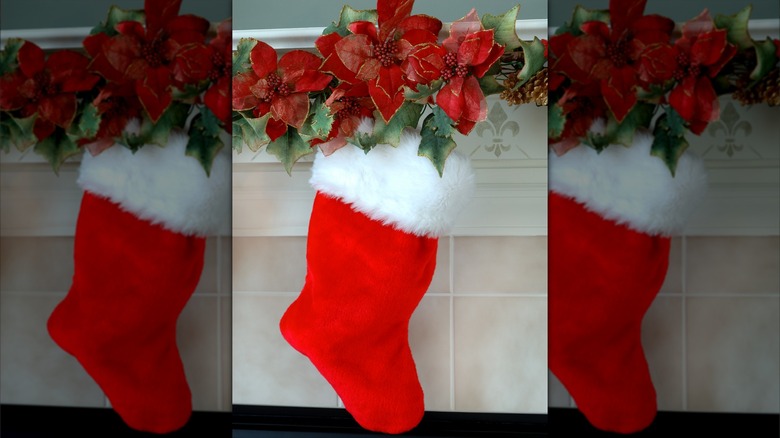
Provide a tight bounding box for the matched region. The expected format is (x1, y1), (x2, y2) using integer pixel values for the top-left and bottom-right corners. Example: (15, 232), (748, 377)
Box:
(449, 234), (455, 411)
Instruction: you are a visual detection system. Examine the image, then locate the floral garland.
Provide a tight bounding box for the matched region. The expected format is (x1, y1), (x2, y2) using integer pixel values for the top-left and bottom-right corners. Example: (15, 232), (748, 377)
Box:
(549, 0), (780, 175)
(231, 0), (548, 176)
(0, 0), (231, 175)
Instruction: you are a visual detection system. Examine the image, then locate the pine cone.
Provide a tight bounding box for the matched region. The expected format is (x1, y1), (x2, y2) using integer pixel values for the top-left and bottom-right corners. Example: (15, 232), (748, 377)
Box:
(501, 68), (548, 106)
(733, 68), (780, 106)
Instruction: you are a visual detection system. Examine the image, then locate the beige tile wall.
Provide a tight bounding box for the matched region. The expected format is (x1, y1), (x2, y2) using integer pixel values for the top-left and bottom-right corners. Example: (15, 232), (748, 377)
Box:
(232, 235), (549, 414)
(549, 236), (780, 414)
(0, 235), (232, 412)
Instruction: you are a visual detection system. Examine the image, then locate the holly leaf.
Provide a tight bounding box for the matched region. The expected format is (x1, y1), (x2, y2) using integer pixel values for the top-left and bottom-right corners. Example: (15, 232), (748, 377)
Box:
(33, 129), (81, 175)
(266, 127), (314, 175)
(750, 37), (778, 82)
(373, 102), (424, 146)
(187, 108), (224, 176)
(548, 103), (565, 140)
(323, 5), (378, 37)
(233, 112), (270, 152)
(0, 113), (37, 153)
(121, 103), (189, 151)
(714, 5), (753, 51)
(0, 38), (24, 76)
(516, 38), (547, 88)
(233, 38), (258, 76)
(586, 102), (654, 150)
(419, 113), (457, 177)
(481, 5), (522, 51)
(651, 107), (689, 176)
(428, 106), (456, 137)
(90, 5), (145, 36)
(302, 101), (334, 141)
(556, 5), (609, 36)
(405, 80), (443, 102)
(76, 103), (102, 140)
(479, 75), (504, 96)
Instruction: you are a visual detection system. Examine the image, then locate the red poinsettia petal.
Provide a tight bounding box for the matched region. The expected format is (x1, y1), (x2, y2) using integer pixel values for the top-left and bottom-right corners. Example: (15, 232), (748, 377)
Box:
(609, 0), (647, 38)
(457, 29), (497, 67)
(47, 51), (100, 92)
(145, 0), (182, 36)
(136, 67), (173, 122)
(472, 43), (504, 78)
(232, 71), (260, 110)
(456, 119), (476, 136)
(639, 44), (676, 83)
(437, 78), (465, 122)
(405, 43), (446, 84)
(104, 34), (142, 77)
(461, 75), (487, 124)
(294, 70), (333, 93)
(348, 21), (379, 42)
(317, 34), (358, 83)
(172, 43), (213, 83)
(266, 117), (288, 141)
(279, 50), (325, 82)
(317, 134), (349, 156)
(601, 67), (637, 122)
(0, 72), (27, 110)
(670, 76), (718, 134)
(443, 9), (482, 53)
(356, 58), (382, 82)
(708, 43), (737, 78)
(377, 0), (414, 40)
(369, 66), (406, 123)
(568, 34), (610, 80)
(250, 41), (278, 79)
(33, 118), (56, 141)
(631, 15), (675, 46)
(205, 77), (231, 129)
(166, 15), (210, 41)
(398, 15), (442, 36)
(579, 21), (610, 40)
(18, 41), (45, 77)
(38, 94), (77, 128)
(115, 21), (147, 40)
(690, 29), (728, 66)
(271, 93), (310, 129)
(681, 9), (714, 40)
(336, 34), (373, 74)
(400, 28), (440, 47)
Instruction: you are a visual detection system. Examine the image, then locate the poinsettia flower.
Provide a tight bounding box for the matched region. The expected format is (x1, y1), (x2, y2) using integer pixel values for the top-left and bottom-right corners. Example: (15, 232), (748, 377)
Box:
(88, 0), (210, 122)
(550, 81), (609, 153)
(313, 82), (376, 155)
(433, 9), (505, 135)
(562, 0), (674, 122)
(232, 41), (332, 140)
(0, 41), (100, 140)
(641, 10), (736, 134)
(81, 81), (144, 155)
(318, 0), (442, 122)
(174, 19), (233, 130)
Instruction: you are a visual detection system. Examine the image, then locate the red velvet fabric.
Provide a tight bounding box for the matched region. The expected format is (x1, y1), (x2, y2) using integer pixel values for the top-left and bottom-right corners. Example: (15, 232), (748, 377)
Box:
(280, 192), (438, 434)
(549, 192), (670, 434)
(47, 192), (205, 434)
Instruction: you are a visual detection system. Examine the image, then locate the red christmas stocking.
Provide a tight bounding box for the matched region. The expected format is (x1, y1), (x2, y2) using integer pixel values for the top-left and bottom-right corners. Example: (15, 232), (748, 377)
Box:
(280, 127), (474, 434)
(47, 133), (229, 434)
(548, 133), (707, 434)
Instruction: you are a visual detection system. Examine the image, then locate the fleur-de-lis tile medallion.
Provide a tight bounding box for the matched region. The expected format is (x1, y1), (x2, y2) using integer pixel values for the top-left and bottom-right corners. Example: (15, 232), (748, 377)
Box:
(707, 102), (753, 157)
(475, 102), (521, 158)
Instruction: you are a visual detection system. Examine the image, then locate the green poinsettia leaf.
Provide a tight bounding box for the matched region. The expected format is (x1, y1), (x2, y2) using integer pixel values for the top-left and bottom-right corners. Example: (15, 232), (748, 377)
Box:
(750, 37), (778, 82)
(714, 5), (753, 50)
(323, 5), (378, 37)
(419, 114), (457, 177)
(548, 103), (565, 140)
(428, 106), (456, 138)
(0, 113), (38, 153)
(121, 103), (189, 151)
(233, 38), (258, 76)
(405, 80), (443, 102)
(91, 5), (145, 36)
(76, 104), (102, 140)
(266, 127), (314, 175)
(586, 103), (654, 150)
(233, 112), (270, 152)
(557, 5), (609, 36)
(186, 108), (224, 176)
(0, 38), (24, 76)
(478, 75), (504, 96)
(374, 102), (424, 146)
(33, 129), (81, 175)
(516, 37), (547, 87)
(651, 108), (689, 176)
(481, 5), (522, 51)
(305, 101), (335, 140)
